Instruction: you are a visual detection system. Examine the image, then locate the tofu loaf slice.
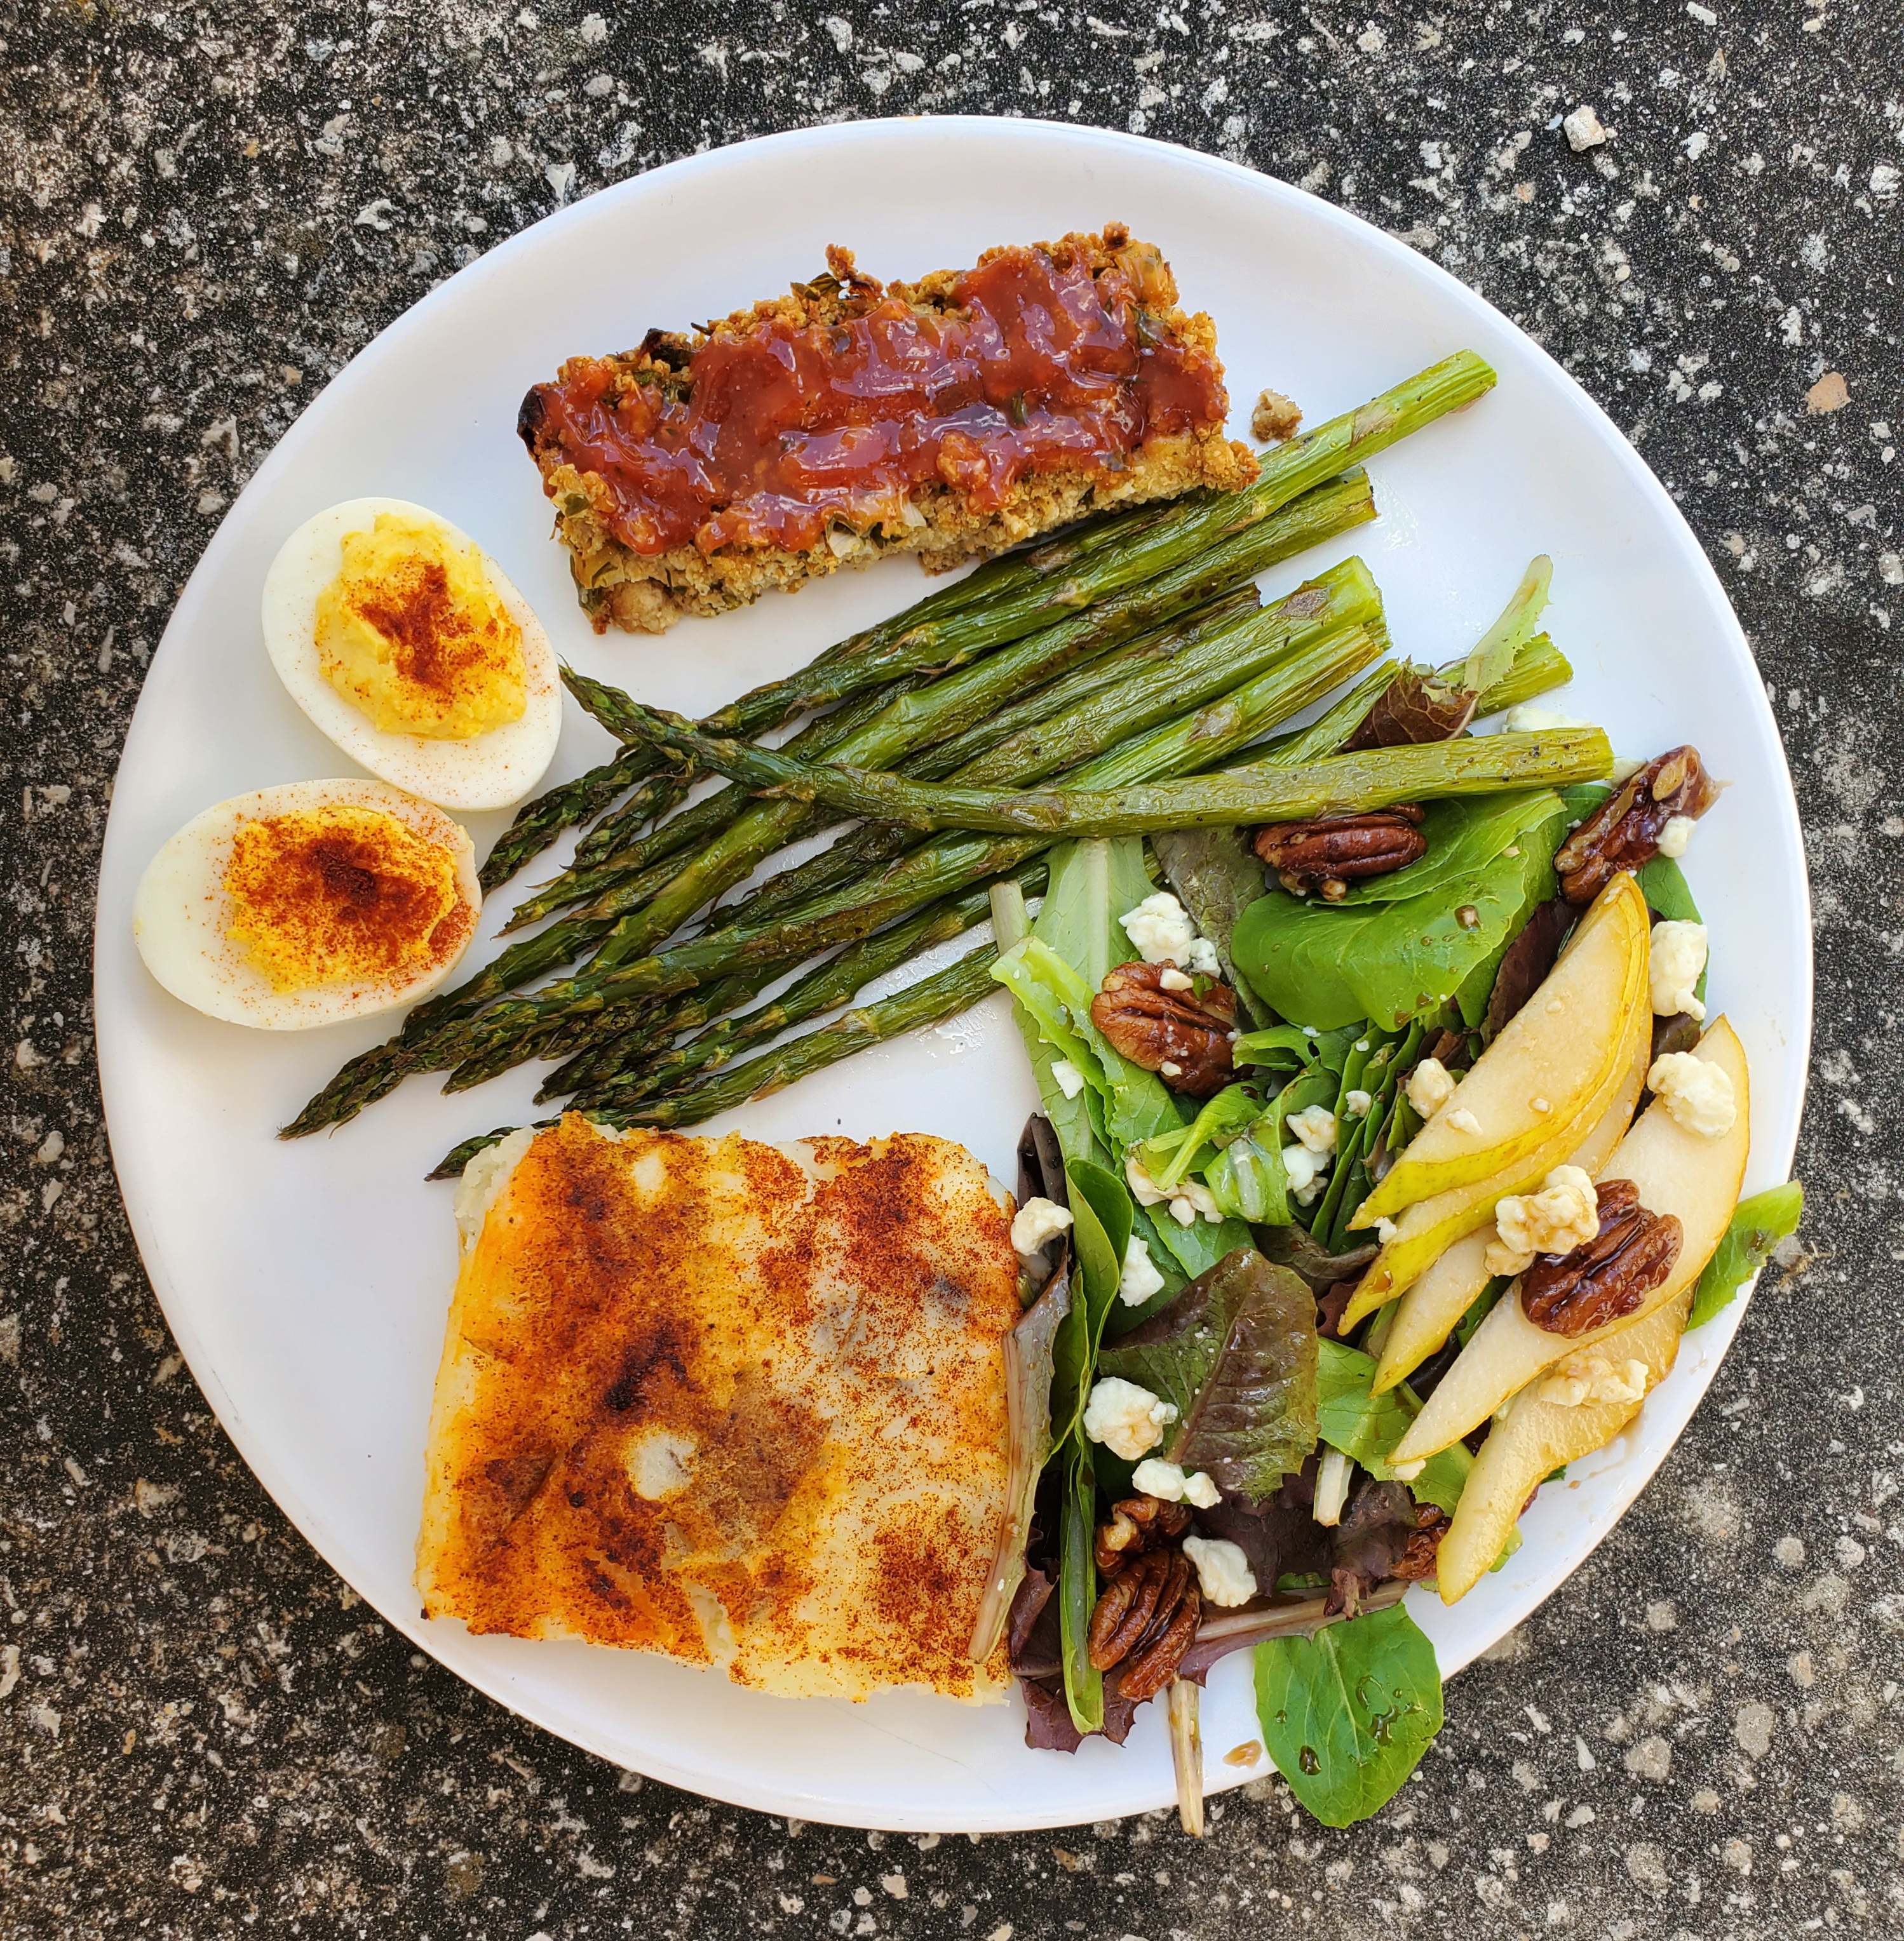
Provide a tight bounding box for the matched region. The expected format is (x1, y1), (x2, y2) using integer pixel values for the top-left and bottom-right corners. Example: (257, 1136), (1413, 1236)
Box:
(518, 224), (1259, 633)
(418, 1114), (1022, 1702)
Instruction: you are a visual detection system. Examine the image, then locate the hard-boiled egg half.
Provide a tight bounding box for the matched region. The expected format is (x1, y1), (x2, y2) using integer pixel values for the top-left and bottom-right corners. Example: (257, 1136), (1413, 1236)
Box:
(263, 498), (561, 812)
(133, 778), (481, 1030)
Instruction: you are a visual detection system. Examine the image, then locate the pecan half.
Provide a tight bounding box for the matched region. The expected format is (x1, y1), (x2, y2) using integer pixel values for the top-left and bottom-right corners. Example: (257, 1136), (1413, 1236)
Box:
(1094, 1494), (1192, 1576)
(1520, 1178), (1684, 1335)
(1553, 746), (1720, 905)
(1389, 1503), (1450, 1582)
(1086, 1548), (1201, 1701)
(1252, 805), (1428, 901)
(1090, 961), (1237, 1097)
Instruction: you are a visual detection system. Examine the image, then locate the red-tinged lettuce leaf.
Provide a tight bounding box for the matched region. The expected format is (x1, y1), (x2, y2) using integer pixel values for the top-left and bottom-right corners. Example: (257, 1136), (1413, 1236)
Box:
(1257, 1225), (1379, 1292)
(970, 1263), (1072, 1663)
(1097, 1249), (1318, 1503)
(1483, 896), (1575, 1042)
(1344, 664), (1478, 749)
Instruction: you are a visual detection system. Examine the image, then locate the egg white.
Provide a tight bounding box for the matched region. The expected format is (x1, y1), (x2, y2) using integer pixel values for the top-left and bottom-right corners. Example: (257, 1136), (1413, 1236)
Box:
(262, 497), (562, 812)
(132, 777), (482, 1030)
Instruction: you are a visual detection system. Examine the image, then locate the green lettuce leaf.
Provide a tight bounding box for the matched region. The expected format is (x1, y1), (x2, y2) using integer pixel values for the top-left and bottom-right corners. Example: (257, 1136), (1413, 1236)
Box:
(1687, 1182), (1804, 1329)
(1097, 1249), (1318, 1502)
(1315, 1339), (1471, 1516)
(1255, 1602), (1444, 1827)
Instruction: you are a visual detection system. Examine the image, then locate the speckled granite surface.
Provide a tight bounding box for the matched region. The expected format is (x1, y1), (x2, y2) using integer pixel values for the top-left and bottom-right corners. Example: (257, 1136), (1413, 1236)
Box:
(4, 2), (1901, 1935)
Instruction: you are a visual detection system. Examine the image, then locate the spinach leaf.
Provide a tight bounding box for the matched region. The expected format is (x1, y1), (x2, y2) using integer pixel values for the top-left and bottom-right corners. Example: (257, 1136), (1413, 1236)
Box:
(1316, 1340), (1471, 1516)
(1098, 1251), (1319, 1502)
(1328, 791), (1560, 907)
(1688, 1182), (1804, 1329)
(1255, 1602), (1444, 1827)
(1236, 836), (1555, 1031)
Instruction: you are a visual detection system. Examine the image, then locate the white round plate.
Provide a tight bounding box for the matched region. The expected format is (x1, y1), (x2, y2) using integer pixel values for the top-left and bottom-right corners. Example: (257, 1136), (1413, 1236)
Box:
(94, 118), (1810, 1832)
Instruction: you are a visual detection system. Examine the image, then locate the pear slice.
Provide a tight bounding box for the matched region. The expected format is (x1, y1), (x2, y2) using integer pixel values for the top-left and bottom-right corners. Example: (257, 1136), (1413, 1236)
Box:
(1434, 1286), (1693, 1603)
(1353, 875), (1648, 1225)
(1341, 968), (1652, 1329)
(1368, 994), (1654, 1391)
(1390, 1016), (1749, 1467)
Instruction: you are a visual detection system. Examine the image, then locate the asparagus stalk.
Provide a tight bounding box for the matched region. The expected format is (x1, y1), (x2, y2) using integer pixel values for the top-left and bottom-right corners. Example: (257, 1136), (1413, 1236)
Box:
(584, 940), (1003, 1132)
(502, 667), (940, 933)
(478, 743), (658, 894)
(427, 623), (1389, 1075)
(576, 860), (1051, 1113)
(698, 567), (1377, 941)
(427, 934), (1005, 1173)
(607, 717), (1613, 837)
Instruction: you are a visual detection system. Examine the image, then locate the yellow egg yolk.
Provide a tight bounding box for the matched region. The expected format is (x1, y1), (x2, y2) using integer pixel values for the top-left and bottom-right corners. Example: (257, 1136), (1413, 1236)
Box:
(314, 513), (527, 739)
(223, 804), (474, 991)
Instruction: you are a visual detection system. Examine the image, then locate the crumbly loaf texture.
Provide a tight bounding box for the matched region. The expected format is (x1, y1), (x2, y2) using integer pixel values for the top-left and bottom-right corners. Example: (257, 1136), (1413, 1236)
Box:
(524, 225), (1259, 634)
(416, 1115), (1020, 1701)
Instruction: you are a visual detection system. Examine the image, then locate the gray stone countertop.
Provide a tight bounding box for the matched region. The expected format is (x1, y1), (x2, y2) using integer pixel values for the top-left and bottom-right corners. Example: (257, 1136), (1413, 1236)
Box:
(4, 2), (1901, 1935)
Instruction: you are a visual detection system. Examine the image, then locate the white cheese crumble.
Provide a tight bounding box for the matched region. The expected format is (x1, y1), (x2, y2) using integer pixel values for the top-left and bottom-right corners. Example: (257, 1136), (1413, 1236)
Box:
(1535, 1353), (1650, 1409)
(1126, 1153), (1170, 1206)
(1445, 1107), (1482, 1135)
(1501, 703), (1590, 734)
(1647, 1050), (1736, 1138)
(1131, 1458), (1222, 1508)
(1187, 936), (1222, 977)
(1344, 1088), (1373, 1118)
(1119, 890), (1199, 967)
(1487, 1164), (1600, 1277)
(1118, 1234), (1166, 1306)
(1049, 1058), (1086, 1100)
(1158, 967), (1194, 992)
(1286, 1104), (1339, 1155)
(1083, 1376), (1178, 1460)
(1010, 1195), (1074, 1258)
(1405, 1056), (1456, 1119)
(1160, 1059), (1183, 1078)
(1168, 1178), (1224, 1226)
(1649, 919), (1708, 1021)
(1655, 813), (1696, 859)
(1281, 1141), (1327, 1207)
(1181, 1533), (1258, 1607)
(1375, 1215), (1398, 1245)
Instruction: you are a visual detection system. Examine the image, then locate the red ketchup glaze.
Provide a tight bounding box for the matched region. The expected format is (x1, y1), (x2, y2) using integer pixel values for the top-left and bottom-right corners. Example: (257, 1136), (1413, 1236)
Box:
(527, 245), (1229, 558)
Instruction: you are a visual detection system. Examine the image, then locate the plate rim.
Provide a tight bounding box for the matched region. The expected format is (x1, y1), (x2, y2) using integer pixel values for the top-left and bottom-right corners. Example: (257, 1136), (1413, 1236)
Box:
(93, 112), (1814, 1830)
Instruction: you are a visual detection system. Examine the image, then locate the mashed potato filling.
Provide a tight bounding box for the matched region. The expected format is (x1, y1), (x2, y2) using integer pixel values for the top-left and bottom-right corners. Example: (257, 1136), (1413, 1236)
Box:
(315, 513), (527, 738)
(224, 803), (472, 990)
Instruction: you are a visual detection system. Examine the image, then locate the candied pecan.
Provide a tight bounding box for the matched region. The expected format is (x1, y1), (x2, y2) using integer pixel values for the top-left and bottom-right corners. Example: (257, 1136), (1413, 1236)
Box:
(1091, 960), (1237, 1097)
(1520, 1177), (1683, 1335)
(1086, 1548), (1201, 1700)
(1389, 1504), (1450, 1582)
(1553, 746), (1720, 905)
(1094, 1494), (1192, 1576)
(1119, 1580), (1203, 1702)
(1252, 805), (1428, 901)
